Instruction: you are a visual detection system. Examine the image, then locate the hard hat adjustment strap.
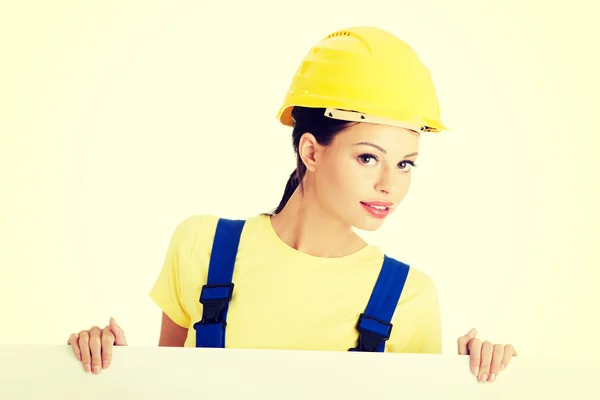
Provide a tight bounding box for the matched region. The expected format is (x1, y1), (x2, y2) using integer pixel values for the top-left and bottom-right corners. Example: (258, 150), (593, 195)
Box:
(324, 108), (423, 134)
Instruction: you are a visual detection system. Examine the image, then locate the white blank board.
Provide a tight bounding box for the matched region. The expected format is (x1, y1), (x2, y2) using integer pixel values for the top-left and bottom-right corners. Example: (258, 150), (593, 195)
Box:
(0, 345), (597, 399)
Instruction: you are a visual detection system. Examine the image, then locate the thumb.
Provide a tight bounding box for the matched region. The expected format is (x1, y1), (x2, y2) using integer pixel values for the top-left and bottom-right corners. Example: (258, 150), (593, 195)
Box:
(457, 328), (477, 355)
(109, 317), (128, 346)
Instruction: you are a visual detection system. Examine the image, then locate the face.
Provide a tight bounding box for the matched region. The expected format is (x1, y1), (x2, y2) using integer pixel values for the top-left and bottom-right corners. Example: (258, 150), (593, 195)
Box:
(300, 122), (420, 231)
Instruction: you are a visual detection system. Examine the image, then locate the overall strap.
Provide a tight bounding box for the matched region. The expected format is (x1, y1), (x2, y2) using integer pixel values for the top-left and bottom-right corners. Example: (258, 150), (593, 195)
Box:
(193, 218), (245, 348)
(349, 255), (410, 352)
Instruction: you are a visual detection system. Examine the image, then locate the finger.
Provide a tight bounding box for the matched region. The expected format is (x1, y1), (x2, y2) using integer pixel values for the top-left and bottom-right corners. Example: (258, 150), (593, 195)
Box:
(488, 344), (505, 382)
(457, 328), (477, 355)
(109, 317), (127, 346)
(78, 331), (91, 373)
(477, 341), (494, 382)
(101, 326), (116, 369)
(68, 333), (81, 361)
(88, 326), (103, 374)
(467, 338), (482, 375)
(501, 344), (517, 370)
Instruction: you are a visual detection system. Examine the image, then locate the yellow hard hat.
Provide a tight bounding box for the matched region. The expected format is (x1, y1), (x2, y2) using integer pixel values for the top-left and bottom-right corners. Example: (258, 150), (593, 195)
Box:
(277, 26), (448, 133)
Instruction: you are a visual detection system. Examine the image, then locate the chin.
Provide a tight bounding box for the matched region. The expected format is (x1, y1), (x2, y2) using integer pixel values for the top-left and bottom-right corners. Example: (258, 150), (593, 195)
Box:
(351, 218), (387, 232)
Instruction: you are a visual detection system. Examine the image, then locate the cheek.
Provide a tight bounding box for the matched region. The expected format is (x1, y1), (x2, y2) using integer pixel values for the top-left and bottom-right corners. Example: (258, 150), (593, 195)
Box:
(318, 157), (364, 199)
(403, 172), (412, 188)
(396, 173), (412, 198)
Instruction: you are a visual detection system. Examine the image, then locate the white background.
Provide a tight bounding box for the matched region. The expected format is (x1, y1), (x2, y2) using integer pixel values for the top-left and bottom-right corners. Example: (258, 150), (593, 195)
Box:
(1, 0), (598, 359)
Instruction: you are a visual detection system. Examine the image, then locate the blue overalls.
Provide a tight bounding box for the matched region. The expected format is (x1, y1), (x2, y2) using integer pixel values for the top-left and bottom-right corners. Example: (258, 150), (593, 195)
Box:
(193, 218), (410, 352)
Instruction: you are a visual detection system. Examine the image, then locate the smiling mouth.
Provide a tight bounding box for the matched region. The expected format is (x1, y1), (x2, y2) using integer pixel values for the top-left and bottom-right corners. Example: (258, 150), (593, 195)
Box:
(360, 202), (392, 218)
(360, 201), (393, 210)
(363, 204), (388, 210)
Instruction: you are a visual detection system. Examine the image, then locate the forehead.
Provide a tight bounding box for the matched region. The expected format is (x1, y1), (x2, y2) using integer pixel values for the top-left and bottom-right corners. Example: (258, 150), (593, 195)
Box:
(333, 122), (420, 152)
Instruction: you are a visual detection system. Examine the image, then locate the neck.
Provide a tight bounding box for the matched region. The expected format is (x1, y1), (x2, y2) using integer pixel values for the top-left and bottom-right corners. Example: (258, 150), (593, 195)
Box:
(269, 184), (367, 258)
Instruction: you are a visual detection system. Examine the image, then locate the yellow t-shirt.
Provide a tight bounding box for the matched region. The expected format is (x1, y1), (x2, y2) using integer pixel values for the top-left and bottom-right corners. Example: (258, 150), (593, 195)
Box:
(149, 213), (442, 354)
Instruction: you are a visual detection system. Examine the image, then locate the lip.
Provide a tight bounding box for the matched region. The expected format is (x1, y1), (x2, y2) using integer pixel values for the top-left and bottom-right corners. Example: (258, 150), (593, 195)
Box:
(360, 201), (392, 219)
(361, 201), (394, 208)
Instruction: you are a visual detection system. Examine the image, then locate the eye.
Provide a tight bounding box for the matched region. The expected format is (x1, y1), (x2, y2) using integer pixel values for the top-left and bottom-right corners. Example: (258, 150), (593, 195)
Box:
(398, 161), (417, 171)
(358, 154), (378, 166)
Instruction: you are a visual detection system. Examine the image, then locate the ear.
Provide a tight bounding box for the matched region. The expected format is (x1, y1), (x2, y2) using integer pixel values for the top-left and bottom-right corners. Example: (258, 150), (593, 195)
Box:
(298, 132), (320, 172)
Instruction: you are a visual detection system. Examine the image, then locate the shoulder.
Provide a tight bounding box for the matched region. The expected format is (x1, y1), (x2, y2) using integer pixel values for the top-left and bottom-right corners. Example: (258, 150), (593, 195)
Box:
(384, 255), (438, 303)
(390, 261), (441, 329)
(166, 214), (221, 252)
(406, 266), (437, 295)
(167, 214), (261, 250)
(171, 214), (218, 235)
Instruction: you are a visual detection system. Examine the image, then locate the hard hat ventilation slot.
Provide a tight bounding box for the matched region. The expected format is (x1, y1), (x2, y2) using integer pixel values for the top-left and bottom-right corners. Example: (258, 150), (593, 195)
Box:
(326, 31), (351, 39)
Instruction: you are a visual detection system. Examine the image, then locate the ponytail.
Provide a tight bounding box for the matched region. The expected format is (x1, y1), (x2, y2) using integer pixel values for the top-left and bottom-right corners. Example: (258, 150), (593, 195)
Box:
(269, 170), (299, 215)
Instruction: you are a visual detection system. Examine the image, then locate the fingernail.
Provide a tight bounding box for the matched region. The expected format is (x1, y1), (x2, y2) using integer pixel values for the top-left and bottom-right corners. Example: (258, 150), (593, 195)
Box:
(467, 328), (476, 336)
(490, 373), (496, 382)
(93, 365), (100, 374)
(480, 374), (488, 382)
(474, 367), (479, 376)
(103, 360), (108, 369)
(501, 364), (505, 371)
(84, 364), (90, 373)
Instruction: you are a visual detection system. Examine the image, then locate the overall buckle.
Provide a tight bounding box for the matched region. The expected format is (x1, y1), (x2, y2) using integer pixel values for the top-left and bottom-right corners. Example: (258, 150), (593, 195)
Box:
(196, 283), (234, 325)
(349, 313), (393, 352)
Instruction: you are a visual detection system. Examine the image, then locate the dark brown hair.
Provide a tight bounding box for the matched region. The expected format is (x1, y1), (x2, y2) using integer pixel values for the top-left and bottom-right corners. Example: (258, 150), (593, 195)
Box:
(265, 106), (357, 215)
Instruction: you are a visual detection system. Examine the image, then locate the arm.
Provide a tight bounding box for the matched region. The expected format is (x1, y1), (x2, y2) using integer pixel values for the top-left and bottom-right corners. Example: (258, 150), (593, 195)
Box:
(150, 216), (206, 347)
(158, 312), (188, 347)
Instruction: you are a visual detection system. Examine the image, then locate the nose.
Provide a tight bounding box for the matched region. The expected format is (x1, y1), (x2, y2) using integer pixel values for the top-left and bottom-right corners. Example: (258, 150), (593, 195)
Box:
(374, 167), (400, 194)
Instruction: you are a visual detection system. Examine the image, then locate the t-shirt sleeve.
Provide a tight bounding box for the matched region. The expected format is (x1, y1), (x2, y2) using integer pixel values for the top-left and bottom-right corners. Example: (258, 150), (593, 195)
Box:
(412, 277), (443, 354)
(387, 271), (443, 354)
(148, 216), (204, 328)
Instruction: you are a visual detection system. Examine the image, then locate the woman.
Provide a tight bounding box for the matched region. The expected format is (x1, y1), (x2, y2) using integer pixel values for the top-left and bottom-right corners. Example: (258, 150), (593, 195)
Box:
(67, 26), (517, 384)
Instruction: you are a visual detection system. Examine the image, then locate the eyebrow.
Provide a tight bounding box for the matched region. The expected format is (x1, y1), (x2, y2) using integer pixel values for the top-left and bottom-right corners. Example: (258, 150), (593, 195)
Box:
(353, 142), (418, 158)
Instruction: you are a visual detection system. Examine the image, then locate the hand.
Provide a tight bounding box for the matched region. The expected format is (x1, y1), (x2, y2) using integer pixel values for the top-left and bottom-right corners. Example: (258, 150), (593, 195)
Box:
(67, 317), (127, 374)
(457, 328), (517, 383)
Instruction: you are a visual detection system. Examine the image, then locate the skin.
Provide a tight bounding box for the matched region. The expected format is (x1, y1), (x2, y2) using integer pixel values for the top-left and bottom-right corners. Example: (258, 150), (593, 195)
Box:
(68, 121), (516, 383)
(271, 122), (419, 259)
